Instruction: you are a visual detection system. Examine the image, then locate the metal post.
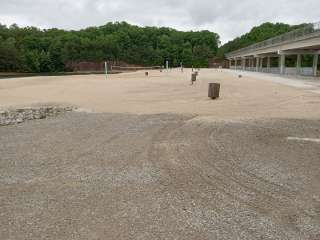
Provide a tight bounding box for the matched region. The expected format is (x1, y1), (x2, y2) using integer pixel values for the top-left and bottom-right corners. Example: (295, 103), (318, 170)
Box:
(313, 54), (318, 77)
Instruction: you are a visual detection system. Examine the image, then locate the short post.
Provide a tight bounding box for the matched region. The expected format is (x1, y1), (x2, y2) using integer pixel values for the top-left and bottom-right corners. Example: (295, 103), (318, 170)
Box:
(191, 73), (197, 85)
(145, 72), (149, 76)
(208, 83), (220, 99)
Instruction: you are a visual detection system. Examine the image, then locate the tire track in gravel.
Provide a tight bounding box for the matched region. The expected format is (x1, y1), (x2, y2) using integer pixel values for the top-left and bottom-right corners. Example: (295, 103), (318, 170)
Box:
(146, 117), (319, 239)
(145, 119), (286, 239)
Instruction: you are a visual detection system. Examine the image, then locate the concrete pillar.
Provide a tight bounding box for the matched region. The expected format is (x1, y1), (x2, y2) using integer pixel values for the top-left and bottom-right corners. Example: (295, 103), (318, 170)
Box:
(260, 57), (263, 70)
(267, 56), (271, 72)
(296, 54), (301, 75)
(256, 57), (259, 72)
(242, 58), (245, 70)
(313, 54), (318, 77)
(280, 55), (285, 74)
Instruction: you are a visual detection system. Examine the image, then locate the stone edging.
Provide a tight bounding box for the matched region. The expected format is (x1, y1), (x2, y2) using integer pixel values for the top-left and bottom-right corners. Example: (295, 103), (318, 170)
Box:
(0, 106), (75, 126)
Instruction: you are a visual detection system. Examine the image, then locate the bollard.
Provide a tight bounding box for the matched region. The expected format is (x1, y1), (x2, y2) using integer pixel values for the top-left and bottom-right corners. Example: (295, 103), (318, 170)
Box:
(145, 72), (149, 76)
(208, 83), (220, 99)
(191, 73), (197, 85)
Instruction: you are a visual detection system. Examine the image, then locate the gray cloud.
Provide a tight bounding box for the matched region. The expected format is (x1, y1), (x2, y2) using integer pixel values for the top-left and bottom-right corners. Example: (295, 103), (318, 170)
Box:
(0, 0), (319, 43)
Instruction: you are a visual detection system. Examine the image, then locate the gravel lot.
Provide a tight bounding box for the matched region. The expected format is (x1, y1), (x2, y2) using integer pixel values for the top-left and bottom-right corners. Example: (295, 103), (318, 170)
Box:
(1, 112), (320, 239)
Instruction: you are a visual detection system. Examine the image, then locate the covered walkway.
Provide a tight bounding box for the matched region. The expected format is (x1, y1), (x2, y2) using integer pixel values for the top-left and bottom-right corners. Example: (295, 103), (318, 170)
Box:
(226, 22), (320, 77)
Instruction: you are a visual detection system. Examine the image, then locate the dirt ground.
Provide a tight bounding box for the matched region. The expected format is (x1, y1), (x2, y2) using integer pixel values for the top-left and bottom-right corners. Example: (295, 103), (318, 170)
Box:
(1, 69), (320, 119)
(1, 69), (320, 239)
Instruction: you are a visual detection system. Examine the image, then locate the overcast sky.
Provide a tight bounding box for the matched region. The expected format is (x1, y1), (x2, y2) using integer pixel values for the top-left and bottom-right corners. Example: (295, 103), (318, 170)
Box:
(0, 0), (319, 44)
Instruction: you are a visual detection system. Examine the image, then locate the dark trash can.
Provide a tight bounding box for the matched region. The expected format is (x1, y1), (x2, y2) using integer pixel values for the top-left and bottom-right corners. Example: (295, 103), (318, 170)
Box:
(208, 83), (220, 99)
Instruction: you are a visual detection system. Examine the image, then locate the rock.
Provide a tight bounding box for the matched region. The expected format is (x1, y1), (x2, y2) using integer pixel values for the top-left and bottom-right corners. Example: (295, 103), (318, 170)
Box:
(0, 106), (75, 127)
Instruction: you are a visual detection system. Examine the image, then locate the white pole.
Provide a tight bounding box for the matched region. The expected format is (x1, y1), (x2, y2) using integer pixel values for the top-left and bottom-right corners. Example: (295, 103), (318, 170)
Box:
(104, 61), (108, 79)
(166, 60), (169, 73)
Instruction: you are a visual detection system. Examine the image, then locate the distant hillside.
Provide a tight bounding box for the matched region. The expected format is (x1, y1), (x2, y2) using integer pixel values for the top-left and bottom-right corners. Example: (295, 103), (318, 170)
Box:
(217, 22), (306, 57)
(0, 22), (220, 73)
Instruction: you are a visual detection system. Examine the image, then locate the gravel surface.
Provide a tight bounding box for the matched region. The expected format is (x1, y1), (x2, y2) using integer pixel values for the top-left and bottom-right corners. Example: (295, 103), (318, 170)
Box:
(1, 112), (320, 239)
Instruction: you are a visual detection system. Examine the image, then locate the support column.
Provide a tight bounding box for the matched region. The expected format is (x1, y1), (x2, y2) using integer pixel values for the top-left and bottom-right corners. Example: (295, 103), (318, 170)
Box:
(256, 57), (259, 72)
(280, 55), (285, 74)
(296, 54), (301, 75)
(260, 57), (263, 71)
(267, 56), (271, 73)
(242, 58), (245, 71)
(313, 54), (318, 77)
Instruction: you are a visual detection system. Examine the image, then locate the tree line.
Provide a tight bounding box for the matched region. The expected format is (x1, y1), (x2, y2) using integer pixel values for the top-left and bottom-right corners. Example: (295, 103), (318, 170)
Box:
(0, 21), (308, 73)
(0, 22), (220, 72)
